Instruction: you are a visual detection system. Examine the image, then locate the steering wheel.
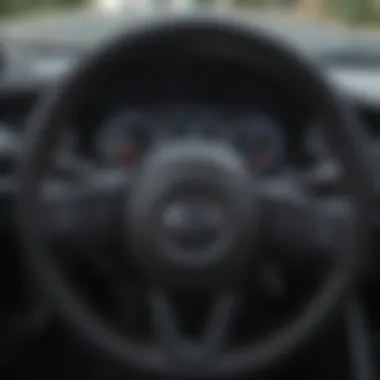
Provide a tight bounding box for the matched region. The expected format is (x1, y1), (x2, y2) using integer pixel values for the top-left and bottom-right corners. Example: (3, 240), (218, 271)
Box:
(17, 15), (372, 378)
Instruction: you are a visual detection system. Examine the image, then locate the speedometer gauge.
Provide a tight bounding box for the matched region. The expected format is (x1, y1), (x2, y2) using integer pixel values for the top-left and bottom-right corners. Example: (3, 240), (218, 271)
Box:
(96, 110), (154, 166)
(235, 113), (284, 174)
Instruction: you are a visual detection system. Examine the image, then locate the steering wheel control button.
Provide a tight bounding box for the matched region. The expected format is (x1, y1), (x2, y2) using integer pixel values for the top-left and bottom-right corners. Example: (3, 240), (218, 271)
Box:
(127, 140), (258, 289)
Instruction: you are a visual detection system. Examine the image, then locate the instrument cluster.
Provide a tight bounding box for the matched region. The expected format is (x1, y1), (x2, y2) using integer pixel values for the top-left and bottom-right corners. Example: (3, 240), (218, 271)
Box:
(94, 106), (288, 176)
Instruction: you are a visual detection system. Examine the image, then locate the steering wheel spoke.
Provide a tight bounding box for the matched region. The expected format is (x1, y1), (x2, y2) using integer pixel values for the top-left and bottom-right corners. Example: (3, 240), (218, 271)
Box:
(147, 289), (239, 368)
(41, 167), (129, 238)
(258, 175), (356, 260)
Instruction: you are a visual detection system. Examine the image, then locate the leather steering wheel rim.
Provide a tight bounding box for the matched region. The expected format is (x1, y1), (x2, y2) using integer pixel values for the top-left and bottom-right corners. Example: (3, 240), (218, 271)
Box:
(17, 14), (372, 378)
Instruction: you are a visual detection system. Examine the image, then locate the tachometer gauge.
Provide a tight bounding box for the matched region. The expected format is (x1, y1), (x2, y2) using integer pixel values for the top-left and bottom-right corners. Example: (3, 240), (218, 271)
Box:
(96, 110), (154, 166)
(235, 113), (284, 174)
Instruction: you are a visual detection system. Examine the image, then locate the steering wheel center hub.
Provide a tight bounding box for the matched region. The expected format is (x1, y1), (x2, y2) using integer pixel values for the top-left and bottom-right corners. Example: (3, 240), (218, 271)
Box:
(127, 140), (257, 289)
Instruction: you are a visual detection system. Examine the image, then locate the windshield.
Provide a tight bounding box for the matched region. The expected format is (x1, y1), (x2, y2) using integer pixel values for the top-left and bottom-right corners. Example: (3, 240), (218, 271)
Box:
(1, 0), (379, 31)
(1, 1), (380, 66)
